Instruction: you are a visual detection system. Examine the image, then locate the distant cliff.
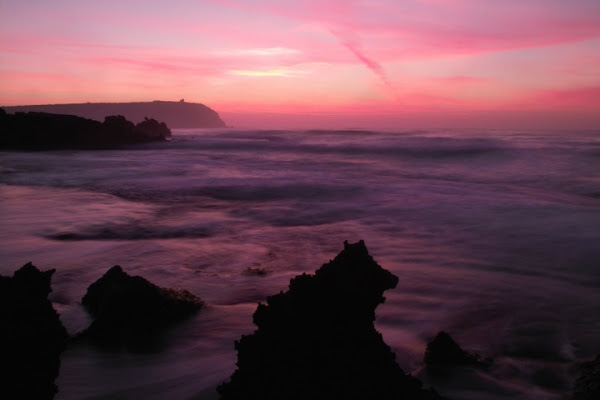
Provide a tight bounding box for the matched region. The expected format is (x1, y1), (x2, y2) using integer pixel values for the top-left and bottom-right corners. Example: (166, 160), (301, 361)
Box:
(3, 100), (226, 128)
(0, 109), (171, 150)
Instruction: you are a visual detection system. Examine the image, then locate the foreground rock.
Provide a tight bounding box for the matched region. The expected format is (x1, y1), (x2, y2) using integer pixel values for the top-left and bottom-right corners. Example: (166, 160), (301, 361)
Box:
(80, 265), (204, 347)
(218, 240), (446, 400)
(0, 263), (68, 400)
(424, 331), (492, 376)
(0, 109), (171, 149)
(573, 354), (600, 400)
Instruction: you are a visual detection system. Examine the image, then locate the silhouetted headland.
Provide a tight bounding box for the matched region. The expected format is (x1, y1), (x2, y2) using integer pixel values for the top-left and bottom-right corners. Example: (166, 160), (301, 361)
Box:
(79, 265), (204, 349)
(0, 263), (68, 400)
(3, 100), (226, 128)
(0, 108), (171, 149)
(218, 240), (446, 400)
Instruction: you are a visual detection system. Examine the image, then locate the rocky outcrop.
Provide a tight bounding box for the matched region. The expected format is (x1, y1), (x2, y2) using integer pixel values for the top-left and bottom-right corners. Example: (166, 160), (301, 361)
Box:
(101, 114), (136, 138)
(100, 115), (171, 143)
(80, 265), (204, 347)
(572, 354), (600, 400)
(3, 100), (226, 128)
(0, 263), (68, 400)
(0, 109), (171, 149)
(218, 240), (446, 400)
(133, 117), (171, 140)
(424, 331), (492, 375)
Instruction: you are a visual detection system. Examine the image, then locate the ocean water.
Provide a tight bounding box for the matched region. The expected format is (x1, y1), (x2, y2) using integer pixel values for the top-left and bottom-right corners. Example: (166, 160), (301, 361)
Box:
(1, 128), (599, 399)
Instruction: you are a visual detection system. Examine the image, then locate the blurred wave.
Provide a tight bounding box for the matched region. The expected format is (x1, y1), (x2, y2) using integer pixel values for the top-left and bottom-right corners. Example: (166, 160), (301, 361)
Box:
(1, 128), (599, 400)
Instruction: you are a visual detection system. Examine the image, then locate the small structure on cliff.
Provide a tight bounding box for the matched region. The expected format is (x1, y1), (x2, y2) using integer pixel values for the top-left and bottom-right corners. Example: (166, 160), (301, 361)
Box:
(218, 240), (446, 400)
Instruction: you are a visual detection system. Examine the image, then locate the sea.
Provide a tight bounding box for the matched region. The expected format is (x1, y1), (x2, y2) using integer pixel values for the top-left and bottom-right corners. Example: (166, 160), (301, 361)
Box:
(1, 128), (599, 400)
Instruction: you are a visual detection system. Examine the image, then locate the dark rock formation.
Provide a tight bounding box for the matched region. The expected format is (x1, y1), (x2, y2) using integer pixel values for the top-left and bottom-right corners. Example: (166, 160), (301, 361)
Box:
(133, 117), (171, 140)
(572, 354), (600, 400)
(424, 331), (491, 375)
(3, 100), (226, 128)
(101, 114), (136, 137)
(0, 109), (171, 150)
(0, 263), (68, 399)
(80, 265), (204, 347)
(102, 115), (171, 143)
(218, 240), (446, 400)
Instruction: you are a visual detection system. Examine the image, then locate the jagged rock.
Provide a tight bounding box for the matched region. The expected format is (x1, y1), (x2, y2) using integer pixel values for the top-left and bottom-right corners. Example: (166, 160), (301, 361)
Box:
(573, 354), (600, 400)
(424, 331), (491, 375)
(80, 265), (204, 346)
(133, 117), (171, 140)
(218, 240), (446, 400)
(102, 114), (136, 136)
(0, 263), (68, 399)
(0, 108), (171, 149)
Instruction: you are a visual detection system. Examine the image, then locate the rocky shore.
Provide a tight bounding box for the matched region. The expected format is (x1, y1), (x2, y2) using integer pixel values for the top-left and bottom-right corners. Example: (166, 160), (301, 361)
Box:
(1, 241), (597, 399)
(0, 108), (171, 150)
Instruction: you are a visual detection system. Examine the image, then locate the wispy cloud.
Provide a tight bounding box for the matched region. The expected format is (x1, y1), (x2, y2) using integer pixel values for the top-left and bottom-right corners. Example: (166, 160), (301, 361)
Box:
(214, 47), (301, 56)
(211, 0), (600, 60)
(227, 68), (306, 77)
(425, 76), (491, 84)
(2, 0), (599, 126)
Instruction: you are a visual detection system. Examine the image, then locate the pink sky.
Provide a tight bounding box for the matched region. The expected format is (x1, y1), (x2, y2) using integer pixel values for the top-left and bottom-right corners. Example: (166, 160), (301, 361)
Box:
(1, 0), (599, 129)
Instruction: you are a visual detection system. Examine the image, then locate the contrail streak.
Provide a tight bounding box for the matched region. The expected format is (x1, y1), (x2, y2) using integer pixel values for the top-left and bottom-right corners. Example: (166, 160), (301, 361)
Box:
(341, 40), (394, 92)
(331, 30), (397, 97)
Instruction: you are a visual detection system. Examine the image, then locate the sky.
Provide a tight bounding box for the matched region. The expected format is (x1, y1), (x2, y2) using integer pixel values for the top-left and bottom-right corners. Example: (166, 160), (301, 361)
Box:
(1, 0), (599, 129)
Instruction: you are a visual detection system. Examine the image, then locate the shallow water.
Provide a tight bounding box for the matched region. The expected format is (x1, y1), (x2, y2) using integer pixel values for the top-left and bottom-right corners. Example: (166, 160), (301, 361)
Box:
(1, 128), (599, 399)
